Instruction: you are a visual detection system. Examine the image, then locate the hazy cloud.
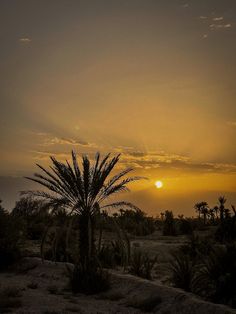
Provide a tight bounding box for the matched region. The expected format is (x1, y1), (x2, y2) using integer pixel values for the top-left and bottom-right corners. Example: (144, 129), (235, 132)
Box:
(212, 17), (224, 21)
(227, 121), (236, 127)
(117, 150), (236, 174)
(210, 23), (231, 30)
(18, 37), (31, 42)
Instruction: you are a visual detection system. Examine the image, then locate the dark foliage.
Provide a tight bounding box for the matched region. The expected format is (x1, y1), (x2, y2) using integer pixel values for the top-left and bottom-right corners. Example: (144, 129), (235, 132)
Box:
(0, 205), (22, 271)
(192, 244), (236, 308)
(67, 263), (110, 295)
(12, 196), (49, 240)
(163, 210), (176, 236)
(129, 249), (157, 280)
(115, 209), (155, 236)
(176, 218), (193, 235)
(168, 251), (194, 292)
(215, 216), (236, 243)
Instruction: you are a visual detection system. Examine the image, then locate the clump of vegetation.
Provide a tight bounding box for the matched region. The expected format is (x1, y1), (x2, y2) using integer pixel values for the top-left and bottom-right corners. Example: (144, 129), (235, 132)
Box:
(176, 217), (193, 235)
(12, 196), (49, 240)
(0, 201), (22, 271)
(23, 151), (142, 294)
(129, 249), (157, 280)
(163, 210), (176, 236)
(192, 244), (236, 308)
(115, 208), (155, 236)
(67, 263), (110, 295)
(168, 251), (194, 292)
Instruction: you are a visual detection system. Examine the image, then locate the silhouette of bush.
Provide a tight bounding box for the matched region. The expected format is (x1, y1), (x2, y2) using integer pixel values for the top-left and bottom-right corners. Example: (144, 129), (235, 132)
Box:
(0, 209), (22, 271)
(177, 218), (193, 235)
(115, 209), (155, 236)
(67, 263), (110, 295)
(168, 251), (194, 292)
(180, 234), (213, 261)
(98, 244), (116, 268)
(163, 211), (176, 236)
(129, 249), (157, 280)
(192, 244), (236, 308)
(215, 216), (236, 243)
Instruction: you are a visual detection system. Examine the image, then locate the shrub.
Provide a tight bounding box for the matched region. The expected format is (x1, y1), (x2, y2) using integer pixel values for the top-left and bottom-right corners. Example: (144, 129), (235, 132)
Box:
(163, 211), (176, 236)
(192, 244), (236, 308)
(98, 244), (116, 268)
(177, 218), (193, 235)
(0, 210), (22, 271)
(168, 251), (194, 292)
(129, 249), (157, 280)
(215, 216), (236, 243)
(67, 263), (110, 295)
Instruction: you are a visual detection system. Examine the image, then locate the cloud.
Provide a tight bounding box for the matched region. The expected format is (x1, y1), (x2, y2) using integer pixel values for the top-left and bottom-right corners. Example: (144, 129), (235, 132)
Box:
(116, 149), (236, 174)
(199, 16), (208, 20)
(32, 150), (70, 160)
(35, 132), (96, 148)
(210, 23), (231, 30)
(48, 137), (92, 146)
(227, 121), (236, 127)
(212, 17), (224, 21)
(202, 34), (208, 39)
(18, 37), (31, 43)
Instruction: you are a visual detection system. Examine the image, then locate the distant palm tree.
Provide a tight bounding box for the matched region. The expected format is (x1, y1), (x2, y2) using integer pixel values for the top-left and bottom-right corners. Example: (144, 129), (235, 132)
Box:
(218, 196), (227, 222)
(194, 201), (209, 224)
(23, 151), (143, 271)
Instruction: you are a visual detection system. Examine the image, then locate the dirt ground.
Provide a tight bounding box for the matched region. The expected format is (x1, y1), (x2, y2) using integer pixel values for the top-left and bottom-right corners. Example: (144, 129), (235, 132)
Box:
(0, 257), (234, 314)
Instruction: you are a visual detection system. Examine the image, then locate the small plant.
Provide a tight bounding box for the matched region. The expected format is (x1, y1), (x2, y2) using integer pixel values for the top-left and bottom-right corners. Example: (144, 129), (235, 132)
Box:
(168, 251), (194, 292)
(67, 263), (110, 295)
(129, 249), (157, 280)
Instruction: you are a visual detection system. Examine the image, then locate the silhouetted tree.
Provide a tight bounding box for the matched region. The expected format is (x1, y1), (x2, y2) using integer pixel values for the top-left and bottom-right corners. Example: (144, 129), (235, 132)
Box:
(163, 210), (176, 236)
(194, 201), (209, 224)
(23, 151), (142, 273)
(218, 196), (227, 222)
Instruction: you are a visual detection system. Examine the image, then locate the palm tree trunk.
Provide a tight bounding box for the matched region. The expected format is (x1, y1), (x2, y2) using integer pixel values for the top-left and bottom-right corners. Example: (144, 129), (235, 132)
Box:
(78, 213), (96, 271)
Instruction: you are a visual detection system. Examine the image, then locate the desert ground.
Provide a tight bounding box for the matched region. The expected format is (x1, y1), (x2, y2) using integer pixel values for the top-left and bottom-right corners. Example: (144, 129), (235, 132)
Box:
(0, 232), (235, 314)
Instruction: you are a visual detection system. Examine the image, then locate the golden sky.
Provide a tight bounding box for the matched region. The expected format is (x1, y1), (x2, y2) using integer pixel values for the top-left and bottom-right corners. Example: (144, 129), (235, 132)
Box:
(0, 0), (235, 215)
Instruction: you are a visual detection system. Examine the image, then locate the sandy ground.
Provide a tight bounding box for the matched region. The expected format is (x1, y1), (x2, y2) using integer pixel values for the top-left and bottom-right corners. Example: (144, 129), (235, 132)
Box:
(0, 257), (235, 314)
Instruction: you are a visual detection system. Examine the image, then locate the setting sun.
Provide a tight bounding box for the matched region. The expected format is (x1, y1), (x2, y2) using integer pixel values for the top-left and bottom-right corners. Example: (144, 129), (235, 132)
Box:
(155, 180), (163, 189)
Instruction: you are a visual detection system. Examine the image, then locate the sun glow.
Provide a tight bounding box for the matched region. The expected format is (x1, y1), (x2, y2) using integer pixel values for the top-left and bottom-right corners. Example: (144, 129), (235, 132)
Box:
(155, 180), (163, 189)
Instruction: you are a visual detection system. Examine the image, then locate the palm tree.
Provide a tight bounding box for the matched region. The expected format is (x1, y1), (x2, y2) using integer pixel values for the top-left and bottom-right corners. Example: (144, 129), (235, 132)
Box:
(194, 201), (209, 224)
(194, 202), (202, 220)
(218, 196), (226, 222)
(23, 151), (143, 271)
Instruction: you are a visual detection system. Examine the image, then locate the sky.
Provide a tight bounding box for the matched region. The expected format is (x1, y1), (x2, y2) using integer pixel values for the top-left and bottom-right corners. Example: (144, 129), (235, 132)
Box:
(0, 0), (236, 216)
